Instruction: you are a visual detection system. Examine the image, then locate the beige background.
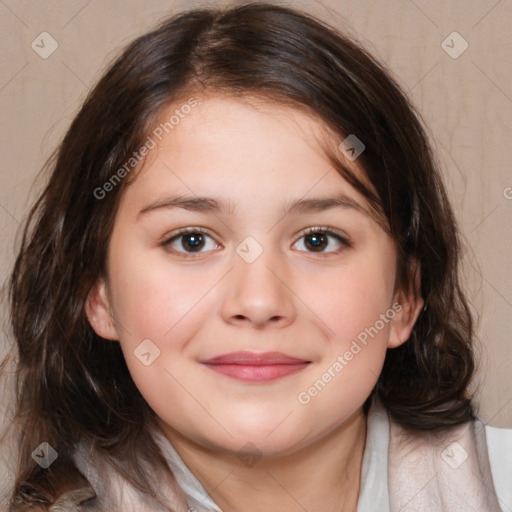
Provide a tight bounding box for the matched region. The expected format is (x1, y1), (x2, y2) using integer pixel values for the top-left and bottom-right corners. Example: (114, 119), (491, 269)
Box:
(0, 0), (511, 427)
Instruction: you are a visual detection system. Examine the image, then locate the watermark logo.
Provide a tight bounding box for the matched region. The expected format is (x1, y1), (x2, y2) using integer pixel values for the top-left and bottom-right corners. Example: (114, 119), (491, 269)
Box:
(338, 134), (365, 161)
(134, 338), (161, 366)
(236, 441), (263, 467)
(441, 32), (468, 59)
(31, 442), (58, 469)
(31, 32), (58, 59)
(441, 441), (468, 469)
(236, 236), (264, 264)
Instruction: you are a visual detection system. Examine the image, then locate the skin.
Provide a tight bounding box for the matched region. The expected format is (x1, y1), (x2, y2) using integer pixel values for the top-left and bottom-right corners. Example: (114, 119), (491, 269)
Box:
(86, 95), (424, 512)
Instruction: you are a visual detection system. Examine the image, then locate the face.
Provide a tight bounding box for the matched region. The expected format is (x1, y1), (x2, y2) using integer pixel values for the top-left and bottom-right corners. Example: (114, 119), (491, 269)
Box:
(87, 95), (422, 456)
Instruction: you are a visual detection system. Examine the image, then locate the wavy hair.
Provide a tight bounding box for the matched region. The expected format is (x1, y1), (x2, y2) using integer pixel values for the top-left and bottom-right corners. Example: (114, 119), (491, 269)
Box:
(2, 2), (476, 509)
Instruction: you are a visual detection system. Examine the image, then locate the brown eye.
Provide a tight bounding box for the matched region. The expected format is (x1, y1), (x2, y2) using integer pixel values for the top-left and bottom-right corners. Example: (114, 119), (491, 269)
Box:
(162, 229), (219, 255)
(179, 232), (206, 252)
(294, 228), (351, 254)
(304, 232), (329, 252)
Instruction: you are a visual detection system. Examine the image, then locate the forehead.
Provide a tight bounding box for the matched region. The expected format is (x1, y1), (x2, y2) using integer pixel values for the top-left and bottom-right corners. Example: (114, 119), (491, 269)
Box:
(158, 94), (333, 165)
(123, 94), (379, 223)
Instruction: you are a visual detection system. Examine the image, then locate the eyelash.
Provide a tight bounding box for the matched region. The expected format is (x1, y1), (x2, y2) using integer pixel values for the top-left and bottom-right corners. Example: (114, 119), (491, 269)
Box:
(161, 226), (352, 258)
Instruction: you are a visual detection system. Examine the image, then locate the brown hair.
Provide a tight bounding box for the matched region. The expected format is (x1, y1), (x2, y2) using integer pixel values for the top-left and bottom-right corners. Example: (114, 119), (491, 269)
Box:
(2, 2), (476, 509)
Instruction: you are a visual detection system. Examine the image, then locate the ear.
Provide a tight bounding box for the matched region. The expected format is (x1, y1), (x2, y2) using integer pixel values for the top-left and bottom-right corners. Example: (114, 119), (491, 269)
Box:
(387, 261), (424, 349)
(85, 278), (119, 341)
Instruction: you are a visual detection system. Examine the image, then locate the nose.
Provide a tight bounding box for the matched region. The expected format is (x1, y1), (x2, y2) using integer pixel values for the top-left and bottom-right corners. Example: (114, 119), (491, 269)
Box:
(220, 243), (296, 329)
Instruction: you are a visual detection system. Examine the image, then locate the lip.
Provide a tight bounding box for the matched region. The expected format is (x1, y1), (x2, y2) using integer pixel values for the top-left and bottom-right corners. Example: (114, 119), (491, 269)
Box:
(199, 351), (311, 382)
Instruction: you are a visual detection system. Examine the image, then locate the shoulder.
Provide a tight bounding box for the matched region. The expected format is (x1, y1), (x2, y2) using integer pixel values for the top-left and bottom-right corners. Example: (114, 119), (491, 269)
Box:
(485, 423), (512, 510)
(0, 370), (21, 511)
(0, 427), (185, 511)
(74, 441), (177, 511)
(0, 424), (18, 511)
(386, 410), (510, 510)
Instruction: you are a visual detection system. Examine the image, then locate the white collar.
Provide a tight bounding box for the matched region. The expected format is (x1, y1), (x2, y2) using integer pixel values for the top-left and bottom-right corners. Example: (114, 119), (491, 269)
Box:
(356, 400), (390, 512)
(152, 429), (223, 512)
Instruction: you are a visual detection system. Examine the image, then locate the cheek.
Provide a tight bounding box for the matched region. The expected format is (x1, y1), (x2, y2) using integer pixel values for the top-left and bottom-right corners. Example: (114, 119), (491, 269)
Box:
(300, 250), (395, 396)
(310, 256), (395, 341)
(108, 248), (204, 340)
(297, 271), (391, 420)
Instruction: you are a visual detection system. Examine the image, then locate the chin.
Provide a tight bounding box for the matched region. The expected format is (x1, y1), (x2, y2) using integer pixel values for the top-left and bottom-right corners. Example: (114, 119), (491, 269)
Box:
(210, 423), (308, 458)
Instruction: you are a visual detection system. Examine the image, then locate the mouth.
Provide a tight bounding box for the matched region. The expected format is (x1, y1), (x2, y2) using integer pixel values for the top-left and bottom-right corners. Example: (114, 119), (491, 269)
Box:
(199, 351), (311, 383)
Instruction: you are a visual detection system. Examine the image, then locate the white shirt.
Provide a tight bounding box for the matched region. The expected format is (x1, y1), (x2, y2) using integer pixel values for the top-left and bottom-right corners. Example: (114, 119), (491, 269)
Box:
(153, 406), (512, 512)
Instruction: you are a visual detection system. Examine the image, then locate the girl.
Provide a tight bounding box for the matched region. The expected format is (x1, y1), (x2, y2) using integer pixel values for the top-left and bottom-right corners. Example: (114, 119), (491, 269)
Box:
(1, 2), (510, 511)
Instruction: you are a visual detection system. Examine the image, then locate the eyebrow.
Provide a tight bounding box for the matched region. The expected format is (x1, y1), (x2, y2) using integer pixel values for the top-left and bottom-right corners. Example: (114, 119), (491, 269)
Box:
(137, 194), (370, 219)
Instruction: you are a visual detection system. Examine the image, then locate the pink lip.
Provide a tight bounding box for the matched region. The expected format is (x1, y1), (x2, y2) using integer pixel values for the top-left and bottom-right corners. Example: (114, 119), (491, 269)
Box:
(199, 351), (311, 382)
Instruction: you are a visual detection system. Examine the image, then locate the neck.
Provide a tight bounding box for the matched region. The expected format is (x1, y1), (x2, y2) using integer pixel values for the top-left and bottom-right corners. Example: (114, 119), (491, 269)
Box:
(159, 408), (367, 512)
